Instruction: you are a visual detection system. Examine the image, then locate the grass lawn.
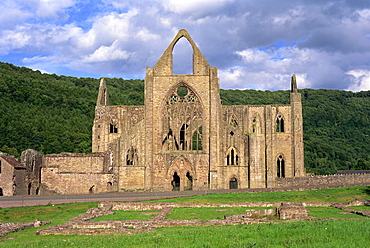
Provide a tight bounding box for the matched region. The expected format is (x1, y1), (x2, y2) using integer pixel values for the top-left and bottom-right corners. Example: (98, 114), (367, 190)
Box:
(166, 207), (275, 221)
(0, 186), (369, 247)
(306, 206), (367, 219)
(151, 185), (370, 203)
(350, 205), (370, 211)
(92, 210), (159, 221)
(0, 219), (369, 248)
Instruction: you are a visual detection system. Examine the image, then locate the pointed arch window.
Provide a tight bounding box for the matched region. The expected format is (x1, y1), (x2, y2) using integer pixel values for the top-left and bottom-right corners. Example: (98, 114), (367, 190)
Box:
(126, 147), (138, 166)
(252, 115), (261, 133)
(162, 83), (203, 151)
(276, 115), (284, 132)
(229, 114), (238, 128)
(277, 155), (285, 178)
(226, 147), (239, 166)
(192, 126), (202, 150)
(109, 123), (118, 133)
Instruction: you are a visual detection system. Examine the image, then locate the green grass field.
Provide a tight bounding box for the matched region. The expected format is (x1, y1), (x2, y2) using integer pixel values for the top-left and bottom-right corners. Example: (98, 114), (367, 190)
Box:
(0, 186), (369, 247)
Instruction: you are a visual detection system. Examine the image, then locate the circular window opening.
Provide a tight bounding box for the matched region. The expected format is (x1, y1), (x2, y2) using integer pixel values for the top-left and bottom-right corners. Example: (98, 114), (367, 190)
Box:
(177, 86), (188, 97)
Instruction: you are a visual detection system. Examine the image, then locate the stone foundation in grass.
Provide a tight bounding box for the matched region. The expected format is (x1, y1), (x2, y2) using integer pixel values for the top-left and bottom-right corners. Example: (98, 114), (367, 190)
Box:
(36, 199), (369, 236)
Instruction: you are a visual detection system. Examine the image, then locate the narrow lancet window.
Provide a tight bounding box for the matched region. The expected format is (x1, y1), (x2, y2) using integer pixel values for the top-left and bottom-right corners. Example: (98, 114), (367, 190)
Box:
(276, 115), (284, 132)
(110, 123), (118, 133)
(277, 155), (285, 178)
(192, 126), (202, 150)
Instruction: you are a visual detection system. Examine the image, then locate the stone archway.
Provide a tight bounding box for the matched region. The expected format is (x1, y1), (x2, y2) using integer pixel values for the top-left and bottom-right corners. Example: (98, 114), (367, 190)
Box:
(229, 177), (238, 189)
(171, 172), (180, 191)
(167, 156), (195, 191)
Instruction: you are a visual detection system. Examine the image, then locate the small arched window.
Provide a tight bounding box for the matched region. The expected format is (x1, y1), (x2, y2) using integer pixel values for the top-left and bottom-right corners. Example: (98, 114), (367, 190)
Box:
(226, 147), (239, 166)
(109, 123), (118, 133)
(252, 115), (261, 133)
(276, 115), (284, 132)
(277, 155), (285, 178)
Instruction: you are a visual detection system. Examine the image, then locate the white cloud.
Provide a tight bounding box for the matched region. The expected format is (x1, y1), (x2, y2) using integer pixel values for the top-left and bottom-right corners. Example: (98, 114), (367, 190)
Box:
(35, 0), (75, 19)
(0, 0), (369, 90)
(346, 70), (370, 92)
(159, 0), (234, 17)
(82, 40), (131, 62)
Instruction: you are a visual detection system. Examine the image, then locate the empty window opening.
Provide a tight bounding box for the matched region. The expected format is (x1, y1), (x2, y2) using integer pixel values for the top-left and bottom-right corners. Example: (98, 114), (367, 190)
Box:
(109, 123), (118, 133)
(28, 183), (32, 195)
(192, 126), (202, 150)
(126, 148), (138, 165)
(277, 155), (285, 178)
(226, 147), (239, 165)
(185, 172), (193, 191)
(229, 177), (238, 189)
(0, 160), (1, 173)
(252, 115), (260, 133)
(0, 188), (3, 196)
(162, 84), (203, 151)
(276, 115), (284, 132)
(173, 37), (193, 74)
(172, 172), (180, 191)
(230, 119), (238, 127)
(179, 124), (188, 150)
(230, 131), (234, 136)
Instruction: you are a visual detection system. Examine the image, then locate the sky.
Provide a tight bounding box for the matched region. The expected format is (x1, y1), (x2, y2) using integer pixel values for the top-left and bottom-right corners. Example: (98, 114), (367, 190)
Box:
(0, 0), (369, 91)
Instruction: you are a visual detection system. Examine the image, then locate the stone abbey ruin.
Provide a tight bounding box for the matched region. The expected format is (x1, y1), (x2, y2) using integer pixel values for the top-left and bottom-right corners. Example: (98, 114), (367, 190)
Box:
(1, 29), (369, 196)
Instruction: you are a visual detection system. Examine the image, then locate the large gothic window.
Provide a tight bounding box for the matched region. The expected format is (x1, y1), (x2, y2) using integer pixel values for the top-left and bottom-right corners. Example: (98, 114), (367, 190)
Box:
(162, 83), (203, 151)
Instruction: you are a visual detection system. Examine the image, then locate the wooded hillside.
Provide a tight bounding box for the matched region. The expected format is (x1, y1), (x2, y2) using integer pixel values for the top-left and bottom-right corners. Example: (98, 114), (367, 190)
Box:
(1, 62), (369, 174)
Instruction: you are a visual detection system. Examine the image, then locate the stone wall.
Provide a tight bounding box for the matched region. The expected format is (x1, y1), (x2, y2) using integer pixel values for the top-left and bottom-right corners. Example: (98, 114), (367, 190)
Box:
(41, 152), (114, 195)
(275, 173), (370, 188)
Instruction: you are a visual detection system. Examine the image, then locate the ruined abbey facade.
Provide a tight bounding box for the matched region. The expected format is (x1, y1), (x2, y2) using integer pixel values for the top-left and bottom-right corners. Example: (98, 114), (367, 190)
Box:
(1, 30), (305, 195)
(88, 29), (305, 192)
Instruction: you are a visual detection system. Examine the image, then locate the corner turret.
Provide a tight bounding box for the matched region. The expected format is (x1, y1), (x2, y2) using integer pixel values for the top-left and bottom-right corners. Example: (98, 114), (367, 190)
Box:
(291, 74), (298, 93)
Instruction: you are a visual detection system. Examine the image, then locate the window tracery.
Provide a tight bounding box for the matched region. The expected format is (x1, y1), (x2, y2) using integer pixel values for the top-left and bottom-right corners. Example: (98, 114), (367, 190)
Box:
(162, 84), (203, 151)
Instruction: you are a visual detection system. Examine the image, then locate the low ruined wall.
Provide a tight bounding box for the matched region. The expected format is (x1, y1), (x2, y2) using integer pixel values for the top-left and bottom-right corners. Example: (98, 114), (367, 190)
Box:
(43, 153), (109, 173)
(100, 202), (284, 210)
(41, 168), (115, 195)
(275, 173), (370, 189)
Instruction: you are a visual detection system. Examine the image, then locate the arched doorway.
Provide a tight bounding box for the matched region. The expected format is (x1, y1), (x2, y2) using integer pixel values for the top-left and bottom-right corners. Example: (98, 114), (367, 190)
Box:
(229, 177), (238, 189)
(172, 172), (180, 191)
(185, 172), (193, 191)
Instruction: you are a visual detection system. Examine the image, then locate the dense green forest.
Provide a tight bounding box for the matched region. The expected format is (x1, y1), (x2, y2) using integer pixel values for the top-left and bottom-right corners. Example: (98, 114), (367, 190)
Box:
(0, 62), (369, 175)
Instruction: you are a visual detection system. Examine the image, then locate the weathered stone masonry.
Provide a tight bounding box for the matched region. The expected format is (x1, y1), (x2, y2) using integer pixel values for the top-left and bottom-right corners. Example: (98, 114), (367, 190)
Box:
(84, 29), (305, 193)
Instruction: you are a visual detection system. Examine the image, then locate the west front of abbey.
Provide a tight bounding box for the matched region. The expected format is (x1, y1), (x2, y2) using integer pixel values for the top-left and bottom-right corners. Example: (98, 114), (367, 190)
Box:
(0, 30), (306, 196)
